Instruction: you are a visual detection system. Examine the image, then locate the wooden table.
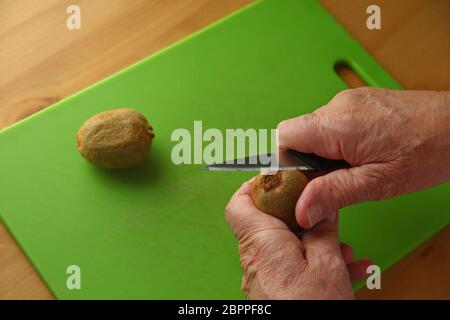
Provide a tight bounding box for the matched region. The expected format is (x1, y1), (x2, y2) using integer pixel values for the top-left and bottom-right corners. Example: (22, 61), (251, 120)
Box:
(0, 0), (449, 299)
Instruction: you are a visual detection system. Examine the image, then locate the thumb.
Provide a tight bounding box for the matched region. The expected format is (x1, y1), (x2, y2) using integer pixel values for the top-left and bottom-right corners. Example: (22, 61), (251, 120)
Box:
(296, 164), (387, 228)
(225, 178), (288, 240)
(302, 211), (340, 258)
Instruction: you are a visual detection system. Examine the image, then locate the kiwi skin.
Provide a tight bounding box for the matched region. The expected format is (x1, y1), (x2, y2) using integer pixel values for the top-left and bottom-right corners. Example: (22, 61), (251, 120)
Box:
(251, 171), (309, 232)
(76, 108), (154, 169)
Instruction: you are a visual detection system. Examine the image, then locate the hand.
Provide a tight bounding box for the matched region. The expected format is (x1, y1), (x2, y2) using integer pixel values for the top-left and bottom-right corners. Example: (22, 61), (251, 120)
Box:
(277, 88), (450, 228)
(225, 179), (372, 300)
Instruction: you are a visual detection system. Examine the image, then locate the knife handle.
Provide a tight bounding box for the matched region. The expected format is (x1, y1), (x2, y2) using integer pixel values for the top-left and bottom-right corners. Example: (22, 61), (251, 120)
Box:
(287, 149), (350, 172)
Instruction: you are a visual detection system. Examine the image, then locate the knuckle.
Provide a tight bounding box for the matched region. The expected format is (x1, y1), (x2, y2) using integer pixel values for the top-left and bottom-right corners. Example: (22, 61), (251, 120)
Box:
(352, 86), (372, 94)
(310, 249), (344, 270)
(357, 165), (397, 200)
(373, 164), (406, 199)
(300, 113), (320, 135)
(276, 120), (291, 148)
(276, 119), (289, 131)
(322, 251), (344, 267)
(300, 113), (318, 126)
(367, 171), (390, 199)
(332, 87), (375, 105)
(332, 89), (356, 103)
(318, 175), (348, 210)
(343, 165), (401, 203)
(224, 201), (238, 227)
(224, 203), (232, 220)
(339, 170), (371, 205)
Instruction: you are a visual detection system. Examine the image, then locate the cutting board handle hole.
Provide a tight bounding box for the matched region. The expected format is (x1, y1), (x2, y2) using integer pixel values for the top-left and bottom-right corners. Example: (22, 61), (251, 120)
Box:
(334, 61), (367, 88)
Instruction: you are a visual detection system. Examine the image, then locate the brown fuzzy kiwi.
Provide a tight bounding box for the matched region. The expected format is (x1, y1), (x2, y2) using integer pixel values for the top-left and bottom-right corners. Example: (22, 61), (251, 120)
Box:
(76, 108), (154, 169)
(251, 171), (309, 232)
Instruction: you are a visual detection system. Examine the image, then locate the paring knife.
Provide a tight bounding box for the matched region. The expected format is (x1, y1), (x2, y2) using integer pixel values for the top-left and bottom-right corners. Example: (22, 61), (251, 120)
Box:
(202, 149), (350, 172)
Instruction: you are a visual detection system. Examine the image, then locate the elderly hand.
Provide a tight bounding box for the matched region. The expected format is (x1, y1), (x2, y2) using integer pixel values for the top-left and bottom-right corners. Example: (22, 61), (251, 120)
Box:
(277, 88), (450, 228)
(225, 179), (371, 300)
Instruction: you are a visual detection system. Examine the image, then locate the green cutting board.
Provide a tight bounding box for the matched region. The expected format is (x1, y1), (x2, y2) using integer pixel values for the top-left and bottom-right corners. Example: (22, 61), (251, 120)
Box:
(0, 0), (448, 299)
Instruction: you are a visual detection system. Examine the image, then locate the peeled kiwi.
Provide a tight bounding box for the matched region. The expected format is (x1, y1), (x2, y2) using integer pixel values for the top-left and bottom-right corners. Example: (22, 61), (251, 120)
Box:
(76, 108), (154, 169)
(251, 171), (309, 232)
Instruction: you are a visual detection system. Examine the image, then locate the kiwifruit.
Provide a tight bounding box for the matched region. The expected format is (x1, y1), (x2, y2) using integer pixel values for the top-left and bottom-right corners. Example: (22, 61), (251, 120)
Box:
(251, 171), (309, 232)
(76, 108), (154, 169)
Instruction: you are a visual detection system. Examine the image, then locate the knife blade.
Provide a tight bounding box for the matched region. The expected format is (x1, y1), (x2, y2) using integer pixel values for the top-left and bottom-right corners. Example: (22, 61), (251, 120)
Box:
(202, 149), (350, 172)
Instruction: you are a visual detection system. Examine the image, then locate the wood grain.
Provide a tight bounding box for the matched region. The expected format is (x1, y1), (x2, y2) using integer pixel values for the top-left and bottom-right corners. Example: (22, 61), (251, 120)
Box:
(320, 0), (450, 91)
(356, 226), (450, 299)
(0, 0), (449, 299)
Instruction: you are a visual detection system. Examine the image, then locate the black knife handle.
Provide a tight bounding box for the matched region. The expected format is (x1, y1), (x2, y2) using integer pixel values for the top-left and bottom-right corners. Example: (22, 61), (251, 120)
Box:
(287, 149), (350, 171)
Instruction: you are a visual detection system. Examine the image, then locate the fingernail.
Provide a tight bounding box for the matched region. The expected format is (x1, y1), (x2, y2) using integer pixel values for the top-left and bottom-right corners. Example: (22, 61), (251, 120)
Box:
(326, 212), (337, 224)
(306, 203), (323, 227)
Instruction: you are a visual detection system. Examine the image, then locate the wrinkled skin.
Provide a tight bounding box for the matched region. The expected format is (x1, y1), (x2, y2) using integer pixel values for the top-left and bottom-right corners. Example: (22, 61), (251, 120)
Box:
(225, 180), (372, 300)
(277, 88), (450, 227)
(225, 88), (450, 299)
